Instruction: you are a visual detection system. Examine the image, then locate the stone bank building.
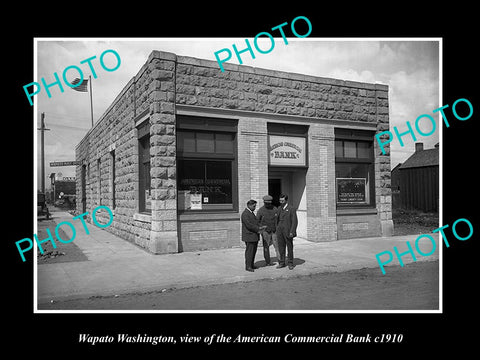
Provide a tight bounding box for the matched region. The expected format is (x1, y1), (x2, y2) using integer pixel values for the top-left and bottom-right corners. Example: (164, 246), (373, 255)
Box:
(75, 50), (393, 254)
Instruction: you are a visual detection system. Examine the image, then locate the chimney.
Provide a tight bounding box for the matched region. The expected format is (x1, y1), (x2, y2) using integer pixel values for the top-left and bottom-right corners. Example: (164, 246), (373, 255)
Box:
(415, 142), (424, 152)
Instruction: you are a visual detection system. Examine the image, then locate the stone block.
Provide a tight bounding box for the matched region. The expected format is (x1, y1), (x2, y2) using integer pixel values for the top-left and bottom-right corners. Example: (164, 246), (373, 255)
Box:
(163, 220), (177, 231)
(150, 124), (166, 135)
(167, 167), (176, 179)
(381, 220), (394, 237)
(151, 200), (166, 211)
(151, 145), (167, 156)
(166, 145), (176, 156)
(155, 157), (175, 167)
(162, 179), (176, 188)
(237, 101), (255, 111)
(151, 134), (174, 146)
(224, 99), (238, 109)
(152, 188), (169, 200)
(149, 91), (167, 102)
(165, 199), (177, 210)
(176, 84), (196, 95)
(151, 220), (163, 232)
(210, 97), (223, 107)
(149, 231), (178, 254)
(150, 167), (168, 179)
(160, 102), (174, 114)
(151, 69), (174, 81)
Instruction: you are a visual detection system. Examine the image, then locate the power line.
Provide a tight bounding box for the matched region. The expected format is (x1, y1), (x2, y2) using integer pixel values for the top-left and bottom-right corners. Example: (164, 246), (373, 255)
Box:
(44, 122), (90, 131)
(43, 112), (91, 122)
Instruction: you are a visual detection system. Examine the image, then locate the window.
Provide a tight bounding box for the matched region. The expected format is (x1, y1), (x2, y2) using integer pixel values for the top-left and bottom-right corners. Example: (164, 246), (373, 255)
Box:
(177, 131), (235, 155)
(110, 150), (116, 210)
(138, 121), (151, 213)
(87, 163), (90, 186)
(335, 129), (375, 207)
(177, 116), (237, 212)
(178, 159), (233, 210)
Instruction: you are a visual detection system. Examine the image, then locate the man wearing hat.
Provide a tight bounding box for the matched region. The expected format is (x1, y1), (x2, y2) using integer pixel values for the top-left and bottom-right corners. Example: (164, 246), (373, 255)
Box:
(241, 199), (266, 272)
(256, 195), (279, 266)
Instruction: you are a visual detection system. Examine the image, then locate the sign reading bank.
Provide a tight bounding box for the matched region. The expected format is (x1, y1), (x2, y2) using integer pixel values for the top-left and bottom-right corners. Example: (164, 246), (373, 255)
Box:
(269, 135), (306, 167)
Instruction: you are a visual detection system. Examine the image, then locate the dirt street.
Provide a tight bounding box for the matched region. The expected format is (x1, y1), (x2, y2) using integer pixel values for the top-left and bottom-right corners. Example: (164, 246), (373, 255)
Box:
(39, 259), (439, 311)
(37, 208), (439, 311)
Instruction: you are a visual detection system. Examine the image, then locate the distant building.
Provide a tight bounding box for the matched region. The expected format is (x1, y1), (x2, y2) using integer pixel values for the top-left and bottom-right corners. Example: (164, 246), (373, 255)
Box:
(391, 162), (402, 209)
(395, 142), (439, 212)
(48, 175), (76, 208)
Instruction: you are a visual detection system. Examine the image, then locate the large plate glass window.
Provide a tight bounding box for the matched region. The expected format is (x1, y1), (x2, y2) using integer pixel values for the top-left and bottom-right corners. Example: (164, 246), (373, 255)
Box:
(177, 116), (237, 212)
(335, 129), (375, 207)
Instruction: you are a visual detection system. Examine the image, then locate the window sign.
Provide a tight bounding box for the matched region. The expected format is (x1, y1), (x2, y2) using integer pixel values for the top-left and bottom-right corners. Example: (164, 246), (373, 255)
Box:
(190, 193), (202, 210)
(177, 160), (233, 211)
(337, 178), (367, 204)
(269, 135), (306, 167)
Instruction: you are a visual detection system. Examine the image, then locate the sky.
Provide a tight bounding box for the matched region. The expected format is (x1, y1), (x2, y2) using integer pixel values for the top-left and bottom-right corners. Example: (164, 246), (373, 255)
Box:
(34, 38), (440, 190)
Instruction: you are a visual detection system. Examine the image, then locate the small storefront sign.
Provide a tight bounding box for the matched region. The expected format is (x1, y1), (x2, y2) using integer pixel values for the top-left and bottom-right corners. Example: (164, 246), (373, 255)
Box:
(337, 178), (366, 203)
(50, 161), (81, 167)
(190, 193), (202, 210)
(269, 135), (306, 167)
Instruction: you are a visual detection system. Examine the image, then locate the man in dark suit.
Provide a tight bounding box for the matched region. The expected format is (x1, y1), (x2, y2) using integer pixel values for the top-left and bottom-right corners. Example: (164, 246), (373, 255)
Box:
(276, 194), (298, 270)
(241, 199), (266, 272)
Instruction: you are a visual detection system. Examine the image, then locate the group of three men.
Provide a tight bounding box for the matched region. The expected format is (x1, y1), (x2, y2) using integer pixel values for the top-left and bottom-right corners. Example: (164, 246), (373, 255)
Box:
(241, 194), (298, 272)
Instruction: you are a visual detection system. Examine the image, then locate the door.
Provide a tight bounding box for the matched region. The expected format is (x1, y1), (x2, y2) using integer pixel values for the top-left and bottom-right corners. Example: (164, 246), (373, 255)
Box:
(268, 178), (282, 207)
(268, 169), (307, 238)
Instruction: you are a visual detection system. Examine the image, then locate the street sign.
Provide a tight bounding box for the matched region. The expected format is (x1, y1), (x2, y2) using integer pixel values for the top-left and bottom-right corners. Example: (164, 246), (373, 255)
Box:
(50, 161), (80, 167)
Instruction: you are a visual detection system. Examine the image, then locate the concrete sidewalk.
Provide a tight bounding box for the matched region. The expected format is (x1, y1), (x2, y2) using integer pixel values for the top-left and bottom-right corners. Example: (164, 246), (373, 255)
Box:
(36, 211), (440, 304)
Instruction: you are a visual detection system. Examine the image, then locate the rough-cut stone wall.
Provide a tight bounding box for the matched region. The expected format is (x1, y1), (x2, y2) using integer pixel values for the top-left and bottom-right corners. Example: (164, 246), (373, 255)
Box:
(76, 74), (140, 245)
(175, 55), (388, 123)
(147, 52), (178, 253)
(174, 55), (392, 238)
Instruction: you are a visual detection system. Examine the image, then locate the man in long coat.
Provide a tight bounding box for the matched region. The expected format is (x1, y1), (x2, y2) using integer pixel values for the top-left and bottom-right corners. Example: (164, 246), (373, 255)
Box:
(241, 199), (265, 272)
(276, 194), (298, 270)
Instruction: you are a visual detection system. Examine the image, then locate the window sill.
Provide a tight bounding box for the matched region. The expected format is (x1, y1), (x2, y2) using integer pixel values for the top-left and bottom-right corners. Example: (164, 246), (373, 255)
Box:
(133, 212), (152, 223)
(178, 211), (240, 222)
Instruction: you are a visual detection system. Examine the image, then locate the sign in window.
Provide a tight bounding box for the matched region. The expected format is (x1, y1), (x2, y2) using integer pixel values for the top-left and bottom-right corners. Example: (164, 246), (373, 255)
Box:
(177, 159), (233, 211)
(337, 178), (367, 204)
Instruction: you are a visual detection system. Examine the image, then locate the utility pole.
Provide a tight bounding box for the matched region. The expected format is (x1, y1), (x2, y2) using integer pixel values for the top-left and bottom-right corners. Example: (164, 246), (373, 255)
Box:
(38, 112), (50, 193)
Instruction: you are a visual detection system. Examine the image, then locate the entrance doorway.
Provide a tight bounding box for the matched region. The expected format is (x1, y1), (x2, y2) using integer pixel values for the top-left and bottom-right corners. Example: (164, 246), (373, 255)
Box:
(268, 168), (307, 239)
(268, 178), (282, 207)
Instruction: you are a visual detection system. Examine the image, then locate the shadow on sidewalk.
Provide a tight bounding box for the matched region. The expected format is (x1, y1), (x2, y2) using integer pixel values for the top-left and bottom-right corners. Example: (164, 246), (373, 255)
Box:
(254, 257), (306, 268)
(36, 217), (88, 264)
